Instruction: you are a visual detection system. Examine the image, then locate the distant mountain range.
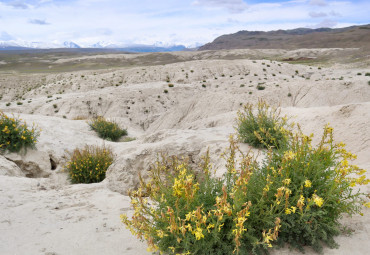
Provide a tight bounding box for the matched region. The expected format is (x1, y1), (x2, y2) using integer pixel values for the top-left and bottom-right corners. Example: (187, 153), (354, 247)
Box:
(199, 24), (370, 51)
(0, 40), (188, 52)
(2, 24), (369, 53)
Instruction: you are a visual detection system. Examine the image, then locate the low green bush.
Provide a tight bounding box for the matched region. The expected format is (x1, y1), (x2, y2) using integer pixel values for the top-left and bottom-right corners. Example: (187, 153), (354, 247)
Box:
(89, 117), (127, 142)
(65, 145), (114, 184)
(122, 127), (369, 254)
(236, 100), (290, 149)
(0, 111), (39, 152)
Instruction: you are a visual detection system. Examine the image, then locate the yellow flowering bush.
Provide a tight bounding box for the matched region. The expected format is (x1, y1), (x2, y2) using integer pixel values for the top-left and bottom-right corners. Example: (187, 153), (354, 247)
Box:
(65, 145), (114, 184)
(250, 125), (369, 253)
(122, 125), (369, 254)
(236, 99), (291, 149)
(89, 116), (127, 142)
(0, 111), (39, 152)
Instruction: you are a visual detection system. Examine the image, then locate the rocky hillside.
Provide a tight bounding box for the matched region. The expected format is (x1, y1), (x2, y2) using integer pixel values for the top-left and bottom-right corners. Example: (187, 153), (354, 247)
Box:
(199, 24), (370, 51)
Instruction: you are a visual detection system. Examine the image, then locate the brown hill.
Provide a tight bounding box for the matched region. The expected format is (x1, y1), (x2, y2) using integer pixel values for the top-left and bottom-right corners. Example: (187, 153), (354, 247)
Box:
(199, 25), (370, 50)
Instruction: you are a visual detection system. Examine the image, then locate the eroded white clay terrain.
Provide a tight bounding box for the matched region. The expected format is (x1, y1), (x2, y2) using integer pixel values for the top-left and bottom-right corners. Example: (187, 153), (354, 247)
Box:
(1, 49), (369, 255)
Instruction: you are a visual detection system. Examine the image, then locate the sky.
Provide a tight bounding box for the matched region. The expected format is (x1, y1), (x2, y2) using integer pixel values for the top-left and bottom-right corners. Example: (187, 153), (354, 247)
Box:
(0, 0), (369, 47)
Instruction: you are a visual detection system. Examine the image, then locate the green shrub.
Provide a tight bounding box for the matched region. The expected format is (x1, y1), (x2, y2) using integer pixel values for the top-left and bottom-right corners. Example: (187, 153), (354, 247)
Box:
(89, 116), (127, 142)
(168, 84), (174, 88)
(257, 85), (265, 90)
(122, 127), (369, 254)
(236, 100), (290, 149)
(365, 72), (370, 76)
(66, 145), (113, 184)
(0, 111), (39, 152)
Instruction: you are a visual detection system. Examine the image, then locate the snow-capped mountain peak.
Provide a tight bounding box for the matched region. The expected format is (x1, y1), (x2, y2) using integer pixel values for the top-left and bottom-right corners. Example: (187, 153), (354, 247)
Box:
(0, 39), (191, 52)
(0, 41), (21, 48)
(63, 41), (81, 48)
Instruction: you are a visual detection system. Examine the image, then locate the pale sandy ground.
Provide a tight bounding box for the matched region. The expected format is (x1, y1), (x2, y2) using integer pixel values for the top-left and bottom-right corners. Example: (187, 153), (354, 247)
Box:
(0, 49), (369, 254)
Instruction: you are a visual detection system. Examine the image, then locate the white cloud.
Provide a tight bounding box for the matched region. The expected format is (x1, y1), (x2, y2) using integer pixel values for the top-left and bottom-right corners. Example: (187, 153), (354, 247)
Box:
(29, 18), (50, 25)
(307, 19), (338, 28)
(309, 0), (327, 7)
(329, 10), (341, 17)
(192, 0), (248, 13)
(7, 0), (29, 9)
(309, 11), (327, 18)
(310, 19), (337, 28)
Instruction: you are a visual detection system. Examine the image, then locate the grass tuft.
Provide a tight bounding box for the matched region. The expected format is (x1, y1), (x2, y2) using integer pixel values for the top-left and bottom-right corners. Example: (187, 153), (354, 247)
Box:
(89, 116), (127, 142)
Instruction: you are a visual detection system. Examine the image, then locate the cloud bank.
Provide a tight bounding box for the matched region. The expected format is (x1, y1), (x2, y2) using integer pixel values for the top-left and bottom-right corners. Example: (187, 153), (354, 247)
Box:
(0, 0), (368, 47)
(192, 0), (248, 13)
(29, 18), (49, 25)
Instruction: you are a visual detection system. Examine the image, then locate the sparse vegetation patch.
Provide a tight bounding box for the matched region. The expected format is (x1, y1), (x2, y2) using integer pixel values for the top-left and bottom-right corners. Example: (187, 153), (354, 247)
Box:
(89, 116), (127, 142)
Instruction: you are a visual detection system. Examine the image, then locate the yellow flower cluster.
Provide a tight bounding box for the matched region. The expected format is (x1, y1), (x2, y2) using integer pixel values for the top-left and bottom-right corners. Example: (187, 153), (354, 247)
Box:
(2, 125), (10, 134)
(283, 151), (296, 161)
(260, 218), (281, 248)
(285, 206), (297, 215)
(304, 179), (312, 188)
(312, 194), (324, 207)
(297, 195), (305, 211)
(172, 165), (199, 199)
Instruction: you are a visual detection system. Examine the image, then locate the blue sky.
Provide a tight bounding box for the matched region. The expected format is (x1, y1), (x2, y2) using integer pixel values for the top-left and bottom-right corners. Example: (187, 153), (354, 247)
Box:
(0, 0), (369, 47)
